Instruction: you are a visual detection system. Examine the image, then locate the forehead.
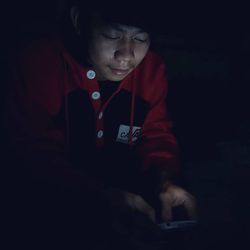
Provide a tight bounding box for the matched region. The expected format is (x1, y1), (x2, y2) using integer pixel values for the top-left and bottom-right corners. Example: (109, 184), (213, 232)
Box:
(101, 22), (146, 33)
(91, 12), (148, 34)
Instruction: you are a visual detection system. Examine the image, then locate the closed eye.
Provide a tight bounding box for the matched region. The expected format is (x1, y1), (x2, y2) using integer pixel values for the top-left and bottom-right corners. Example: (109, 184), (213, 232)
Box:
(102, 34), (121, 40)
(134, 37), (148, 43)
(134, 33), (149, 43)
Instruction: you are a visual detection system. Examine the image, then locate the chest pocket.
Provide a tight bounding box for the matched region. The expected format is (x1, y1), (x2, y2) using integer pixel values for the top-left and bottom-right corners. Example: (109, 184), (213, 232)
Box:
(102, 90), (150, 145)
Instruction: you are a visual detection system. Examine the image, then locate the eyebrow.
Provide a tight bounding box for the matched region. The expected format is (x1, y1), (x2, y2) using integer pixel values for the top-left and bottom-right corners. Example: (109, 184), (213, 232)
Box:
(109, 23), (146, 34)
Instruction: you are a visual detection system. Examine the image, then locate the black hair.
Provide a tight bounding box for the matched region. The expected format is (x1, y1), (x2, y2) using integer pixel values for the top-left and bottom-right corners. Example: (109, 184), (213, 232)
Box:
(74, 0), (156, 35)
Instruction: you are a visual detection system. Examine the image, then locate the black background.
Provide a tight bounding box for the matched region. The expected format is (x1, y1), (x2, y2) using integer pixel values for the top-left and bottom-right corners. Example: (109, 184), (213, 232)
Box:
(2, 0), (250, 248)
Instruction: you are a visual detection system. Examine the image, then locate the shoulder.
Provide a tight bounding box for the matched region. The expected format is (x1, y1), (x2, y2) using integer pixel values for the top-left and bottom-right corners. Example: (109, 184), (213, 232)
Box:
(136, 49), (167, 82)
(6, 34), (66, 78)
(141, 50), (166, 70)
(144, 50), (165, 64)
(8, 35), (67, 100)
(11, 34), (64, 74)
(133, 50), (168, 102)
(135, 49), (167, 82)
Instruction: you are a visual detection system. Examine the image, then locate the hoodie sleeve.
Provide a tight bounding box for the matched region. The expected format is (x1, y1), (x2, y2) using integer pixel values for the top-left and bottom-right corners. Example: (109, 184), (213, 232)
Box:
(3, 40), (102, 194)
(136, 53), (180, 182)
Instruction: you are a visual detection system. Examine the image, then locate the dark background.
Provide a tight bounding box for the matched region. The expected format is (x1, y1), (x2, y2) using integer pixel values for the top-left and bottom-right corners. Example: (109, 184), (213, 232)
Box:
(2, 0), (250, 248)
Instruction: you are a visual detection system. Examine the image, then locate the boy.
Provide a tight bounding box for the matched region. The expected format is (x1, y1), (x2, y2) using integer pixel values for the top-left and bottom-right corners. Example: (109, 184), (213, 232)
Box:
(3, 0), (196, 247)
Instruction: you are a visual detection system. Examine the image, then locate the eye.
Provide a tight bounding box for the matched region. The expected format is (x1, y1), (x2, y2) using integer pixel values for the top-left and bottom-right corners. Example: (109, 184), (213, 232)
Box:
(134, 37), (148, 43)
(134, 34), (149, 43)
(102, 34), (121, 40)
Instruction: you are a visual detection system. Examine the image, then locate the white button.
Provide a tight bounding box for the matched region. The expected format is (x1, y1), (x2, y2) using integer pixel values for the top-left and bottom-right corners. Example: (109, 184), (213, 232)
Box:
(86, 70), (96, 79)
(97, 130), (103, 138)
(91, 91), (100, 100)
(98, 112), (103, 119)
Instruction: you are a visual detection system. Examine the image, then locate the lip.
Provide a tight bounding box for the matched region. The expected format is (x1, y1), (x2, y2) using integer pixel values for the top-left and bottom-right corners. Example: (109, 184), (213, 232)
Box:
(110, 67), (130, 76)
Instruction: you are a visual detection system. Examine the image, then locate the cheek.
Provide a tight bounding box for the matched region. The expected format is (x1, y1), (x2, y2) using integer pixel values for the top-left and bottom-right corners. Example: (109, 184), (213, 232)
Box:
(92, 44), (115, 64)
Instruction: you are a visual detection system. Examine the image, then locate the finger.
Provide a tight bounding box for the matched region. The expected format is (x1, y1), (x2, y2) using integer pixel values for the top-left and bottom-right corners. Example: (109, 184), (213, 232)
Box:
(160, 195), (172, 222)
(140, 203), (156, 223)
(183, 195), (197, 220)
(134, 196), (156, 223)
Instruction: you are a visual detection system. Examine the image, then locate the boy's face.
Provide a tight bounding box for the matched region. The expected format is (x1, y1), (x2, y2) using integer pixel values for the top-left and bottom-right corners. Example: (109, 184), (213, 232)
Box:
(87, 18), (150, 81)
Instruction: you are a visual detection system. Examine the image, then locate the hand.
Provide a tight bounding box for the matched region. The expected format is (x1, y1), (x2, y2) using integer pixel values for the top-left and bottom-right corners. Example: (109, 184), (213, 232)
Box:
(103, 188), (156, 223)
(159, 183), (197, 222)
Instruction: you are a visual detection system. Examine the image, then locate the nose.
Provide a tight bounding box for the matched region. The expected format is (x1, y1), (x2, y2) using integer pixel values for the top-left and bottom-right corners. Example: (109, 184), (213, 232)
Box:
(114, 40), (134, 62)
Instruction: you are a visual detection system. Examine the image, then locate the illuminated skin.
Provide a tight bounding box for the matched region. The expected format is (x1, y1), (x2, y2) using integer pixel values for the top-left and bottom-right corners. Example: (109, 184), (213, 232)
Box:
(88, 21), (150, 81)
(71, 8), (197, 223)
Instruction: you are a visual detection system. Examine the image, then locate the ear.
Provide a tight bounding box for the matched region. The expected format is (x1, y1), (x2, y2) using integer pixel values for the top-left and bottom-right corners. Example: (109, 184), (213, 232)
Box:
(70, 6), (81, 34)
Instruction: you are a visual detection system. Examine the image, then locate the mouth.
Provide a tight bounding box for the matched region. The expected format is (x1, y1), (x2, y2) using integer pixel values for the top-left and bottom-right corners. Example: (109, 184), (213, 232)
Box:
(110, 67), (131, 76)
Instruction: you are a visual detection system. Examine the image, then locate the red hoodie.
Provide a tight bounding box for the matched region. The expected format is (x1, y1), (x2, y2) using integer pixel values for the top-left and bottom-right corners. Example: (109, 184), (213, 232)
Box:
(4, 35), (180, 192)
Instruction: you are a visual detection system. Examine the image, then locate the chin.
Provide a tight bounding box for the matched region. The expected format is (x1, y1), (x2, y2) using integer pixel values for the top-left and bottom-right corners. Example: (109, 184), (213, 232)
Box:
(111, 75), (127, 81)
(104, 74), (127, 82)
